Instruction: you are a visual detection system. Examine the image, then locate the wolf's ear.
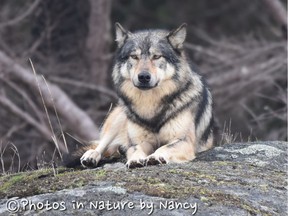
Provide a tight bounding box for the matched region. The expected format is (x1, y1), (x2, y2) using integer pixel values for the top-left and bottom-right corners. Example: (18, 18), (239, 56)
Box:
(115, 22), (130, 47)
(167, 23), (187, 49)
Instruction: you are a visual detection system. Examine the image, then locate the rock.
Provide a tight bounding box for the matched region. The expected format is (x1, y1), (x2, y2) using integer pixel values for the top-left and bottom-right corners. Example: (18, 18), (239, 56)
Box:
(0, 141), (287, 215)
(196, 141), (286, 172)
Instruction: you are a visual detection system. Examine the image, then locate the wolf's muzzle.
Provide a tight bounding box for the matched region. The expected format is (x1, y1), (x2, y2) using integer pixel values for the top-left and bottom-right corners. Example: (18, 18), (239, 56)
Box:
(138, 71), (151, 84)
(134, 71), (157, 90)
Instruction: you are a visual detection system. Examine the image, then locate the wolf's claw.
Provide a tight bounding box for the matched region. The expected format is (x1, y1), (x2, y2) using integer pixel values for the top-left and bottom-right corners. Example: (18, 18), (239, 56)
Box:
(126, 159), (145, 169)
(80, 149), (101, 168)
(145, 156), (167, 166)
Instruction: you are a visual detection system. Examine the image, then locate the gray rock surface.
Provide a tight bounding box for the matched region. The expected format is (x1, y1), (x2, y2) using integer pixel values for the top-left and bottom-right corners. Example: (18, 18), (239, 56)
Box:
(0, 141), (287, 215)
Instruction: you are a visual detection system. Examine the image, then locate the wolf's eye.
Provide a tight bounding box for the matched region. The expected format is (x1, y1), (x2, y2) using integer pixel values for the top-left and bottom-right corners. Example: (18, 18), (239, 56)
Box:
(152, 55), (161, 60)
(130, 55), (138, 60)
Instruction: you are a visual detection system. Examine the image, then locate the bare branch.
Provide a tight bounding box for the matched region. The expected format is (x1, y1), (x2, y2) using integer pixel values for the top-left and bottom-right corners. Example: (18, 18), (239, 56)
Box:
(0, 77), (45, 124)
(0, 93), (68, 155)
(0, 50), (100, 141)
(2, 123), (27, 141)
(0, 0), (41, 28)
(185, 43), (228, 63)
(49, 76), (117, 100)
(0, 94), (51, 143)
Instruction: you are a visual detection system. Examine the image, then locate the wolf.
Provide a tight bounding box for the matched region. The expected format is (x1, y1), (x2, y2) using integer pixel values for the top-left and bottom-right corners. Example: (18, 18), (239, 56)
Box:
(73, 23), (215, 169)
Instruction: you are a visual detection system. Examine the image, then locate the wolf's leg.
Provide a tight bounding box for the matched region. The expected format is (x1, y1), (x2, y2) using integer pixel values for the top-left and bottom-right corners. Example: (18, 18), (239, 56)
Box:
(125, 121), (156, 168)
(126, 143), (154, 168)
(80, 136), (118, 168)
(145, 137), (196, 165)
(81, 107), (127, 167)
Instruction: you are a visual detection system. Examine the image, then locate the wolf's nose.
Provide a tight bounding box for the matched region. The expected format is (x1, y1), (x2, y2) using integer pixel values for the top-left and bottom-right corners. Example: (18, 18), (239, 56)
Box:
(138, 71), (151, 84)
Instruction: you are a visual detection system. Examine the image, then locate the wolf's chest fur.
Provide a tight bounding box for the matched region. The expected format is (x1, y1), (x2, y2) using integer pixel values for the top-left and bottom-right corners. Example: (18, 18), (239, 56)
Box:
(118, 76), (201, 134)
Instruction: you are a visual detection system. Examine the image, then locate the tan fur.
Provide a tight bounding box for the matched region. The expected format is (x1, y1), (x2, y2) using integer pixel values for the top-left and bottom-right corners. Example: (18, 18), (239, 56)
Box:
(80, 61), (212, 168)
(79, 24), (215, 169)
(81, 105), (200, 168)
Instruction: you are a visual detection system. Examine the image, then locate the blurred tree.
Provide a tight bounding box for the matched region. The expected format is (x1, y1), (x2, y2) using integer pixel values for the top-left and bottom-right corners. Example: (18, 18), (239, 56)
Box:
(86, 0), (112, 86)
(0, 0), (286, 173)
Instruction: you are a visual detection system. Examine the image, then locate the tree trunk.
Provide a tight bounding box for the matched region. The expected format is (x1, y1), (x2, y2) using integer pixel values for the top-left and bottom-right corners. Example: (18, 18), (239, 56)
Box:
(86, 0), (112, 86)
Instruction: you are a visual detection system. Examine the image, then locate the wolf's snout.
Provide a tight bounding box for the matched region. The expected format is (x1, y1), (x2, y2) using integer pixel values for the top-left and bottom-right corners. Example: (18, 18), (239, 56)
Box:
(138, 71), (151, 84)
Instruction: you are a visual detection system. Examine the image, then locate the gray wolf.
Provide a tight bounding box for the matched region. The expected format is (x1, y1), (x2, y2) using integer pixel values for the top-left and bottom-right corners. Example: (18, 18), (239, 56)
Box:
(67, 23), (215, 169)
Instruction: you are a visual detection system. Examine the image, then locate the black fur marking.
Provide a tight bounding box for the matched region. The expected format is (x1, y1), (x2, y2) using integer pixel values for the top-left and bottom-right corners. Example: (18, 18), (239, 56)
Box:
(200, 115), (214, 143)
(172, 72), (180, 82)
(139, 33), (152, 56)
(117, 91), (132, 109)
(118, 145), (127, 155)
(195, 83), (209, 129)
(166, 142), (177, 148)
(166, 137), (186, 148)
(157, 97), (195, 130)
(166, 140), (182, 148)
(119, 80), (197, 133)
(117, 40), (135, 63)
(158, 40), (180, 65)
(161, 80), (191, 104)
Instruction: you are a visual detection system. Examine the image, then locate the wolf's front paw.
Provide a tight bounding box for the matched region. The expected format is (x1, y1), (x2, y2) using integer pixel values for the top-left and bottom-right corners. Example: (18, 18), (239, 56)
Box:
(126, 159), (145, 169)
(145, 155), (167, 166)
(80, 149), (101, 168)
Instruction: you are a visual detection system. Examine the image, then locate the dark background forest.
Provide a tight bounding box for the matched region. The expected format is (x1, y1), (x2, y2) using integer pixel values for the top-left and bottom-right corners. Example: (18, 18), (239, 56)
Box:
(0, 0), (287, 173)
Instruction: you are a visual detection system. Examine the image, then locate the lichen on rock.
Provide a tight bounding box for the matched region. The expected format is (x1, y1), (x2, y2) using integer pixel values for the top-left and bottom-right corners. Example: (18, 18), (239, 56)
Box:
(0, 141), (287, 215)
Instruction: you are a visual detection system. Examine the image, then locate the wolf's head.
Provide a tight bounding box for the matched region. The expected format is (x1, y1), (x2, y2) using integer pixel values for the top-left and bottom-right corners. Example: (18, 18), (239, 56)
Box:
(113, 23), (188, 91)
